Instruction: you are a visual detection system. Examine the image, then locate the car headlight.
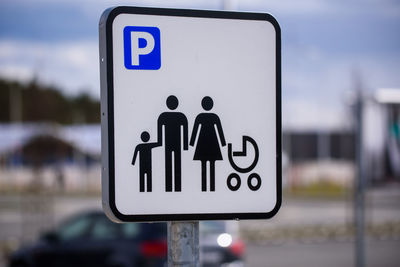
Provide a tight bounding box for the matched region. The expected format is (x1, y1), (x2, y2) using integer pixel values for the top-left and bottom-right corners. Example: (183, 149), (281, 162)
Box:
(217, 233), (232, 247)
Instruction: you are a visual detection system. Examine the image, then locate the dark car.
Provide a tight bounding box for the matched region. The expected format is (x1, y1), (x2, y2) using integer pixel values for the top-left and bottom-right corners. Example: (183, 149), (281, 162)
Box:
(9, 211), (167, 267)
(9, 211), (244, 267)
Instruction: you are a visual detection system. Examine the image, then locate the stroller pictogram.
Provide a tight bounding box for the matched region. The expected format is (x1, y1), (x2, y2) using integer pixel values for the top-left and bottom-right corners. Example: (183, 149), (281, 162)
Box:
(227, 136), (261, 191)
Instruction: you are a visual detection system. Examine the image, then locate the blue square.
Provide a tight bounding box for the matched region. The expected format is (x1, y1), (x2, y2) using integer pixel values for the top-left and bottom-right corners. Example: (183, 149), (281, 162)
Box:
(124, 26), (161, 70)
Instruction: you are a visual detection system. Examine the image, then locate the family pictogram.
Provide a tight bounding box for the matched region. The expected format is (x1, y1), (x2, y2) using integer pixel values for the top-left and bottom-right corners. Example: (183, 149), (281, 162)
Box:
(131, 95), (261, 193)
(131, 131), (159, 192)
(157, 95), (188, 192)
(189, 96), (226, 191)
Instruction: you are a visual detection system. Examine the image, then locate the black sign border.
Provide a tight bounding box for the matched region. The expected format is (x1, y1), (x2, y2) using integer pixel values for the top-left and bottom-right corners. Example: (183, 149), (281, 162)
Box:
(100, 6), (282, 222)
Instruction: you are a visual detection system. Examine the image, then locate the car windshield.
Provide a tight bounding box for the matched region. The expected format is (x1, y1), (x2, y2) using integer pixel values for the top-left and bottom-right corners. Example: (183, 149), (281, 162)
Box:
(57, 214), (93, 241)
(56, 213), (161, 241)
(91, 215), (123, 239)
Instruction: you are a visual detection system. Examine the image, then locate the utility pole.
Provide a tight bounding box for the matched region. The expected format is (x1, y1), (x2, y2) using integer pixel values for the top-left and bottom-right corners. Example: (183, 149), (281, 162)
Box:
(354, 90), (365, 267)
(222, 0), (237, 10)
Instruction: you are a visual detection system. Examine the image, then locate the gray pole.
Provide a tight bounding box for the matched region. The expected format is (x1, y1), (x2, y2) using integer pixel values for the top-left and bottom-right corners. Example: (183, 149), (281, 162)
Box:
(354, 92), (365, 267)
(168, 221), (200, 267)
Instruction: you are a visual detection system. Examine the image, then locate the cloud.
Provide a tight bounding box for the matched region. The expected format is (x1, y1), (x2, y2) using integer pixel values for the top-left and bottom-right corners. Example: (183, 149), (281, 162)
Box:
(240, 0), (400, 17)
(281, 40), (400, 130)
(283, 98), (352, 131)
(0, 40), (99, 97)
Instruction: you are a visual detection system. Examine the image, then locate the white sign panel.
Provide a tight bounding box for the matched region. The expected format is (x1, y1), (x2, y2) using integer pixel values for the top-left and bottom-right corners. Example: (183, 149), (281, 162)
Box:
(99, 7), (281, 222)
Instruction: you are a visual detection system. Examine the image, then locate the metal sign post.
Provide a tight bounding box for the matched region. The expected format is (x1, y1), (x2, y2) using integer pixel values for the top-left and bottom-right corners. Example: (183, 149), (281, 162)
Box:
(168, 222), (199, 267)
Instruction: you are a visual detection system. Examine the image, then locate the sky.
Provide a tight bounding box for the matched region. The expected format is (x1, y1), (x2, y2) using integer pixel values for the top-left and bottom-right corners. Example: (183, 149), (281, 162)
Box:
(0, 0), (399, 129)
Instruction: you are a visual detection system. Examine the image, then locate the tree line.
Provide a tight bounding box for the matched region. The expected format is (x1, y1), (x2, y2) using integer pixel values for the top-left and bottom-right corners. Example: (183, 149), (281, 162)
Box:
(0, 78), (100, 124)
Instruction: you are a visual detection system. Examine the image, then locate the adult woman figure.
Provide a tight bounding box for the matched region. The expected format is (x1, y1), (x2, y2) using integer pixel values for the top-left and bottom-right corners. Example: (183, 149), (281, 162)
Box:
(190, 96), (226, 191)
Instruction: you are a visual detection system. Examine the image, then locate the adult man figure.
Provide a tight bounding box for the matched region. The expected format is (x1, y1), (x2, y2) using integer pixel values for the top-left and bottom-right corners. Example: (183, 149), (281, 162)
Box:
(157, 95), (188, 192)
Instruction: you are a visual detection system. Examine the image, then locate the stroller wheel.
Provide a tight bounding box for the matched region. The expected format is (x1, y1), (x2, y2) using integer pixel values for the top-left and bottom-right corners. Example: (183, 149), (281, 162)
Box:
(247, 173), (261, 191)
(227, 173), (241, 191)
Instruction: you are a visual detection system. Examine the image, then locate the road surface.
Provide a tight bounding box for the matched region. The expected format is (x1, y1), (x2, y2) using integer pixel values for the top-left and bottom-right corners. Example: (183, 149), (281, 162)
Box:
(245, 239), (400, 267)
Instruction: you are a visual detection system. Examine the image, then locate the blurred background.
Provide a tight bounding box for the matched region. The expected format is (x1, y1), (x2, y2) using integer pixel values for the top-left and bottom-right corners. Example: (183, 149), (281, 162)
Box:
(0, 0), (399, 267)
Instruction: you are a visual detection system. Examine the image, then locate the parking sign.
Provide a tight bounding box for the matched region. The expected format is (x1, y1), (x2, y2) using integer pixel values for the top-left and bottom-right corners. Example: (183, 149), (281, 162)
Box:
(123, 26), (161, 69)
(100, 6), (281, 222)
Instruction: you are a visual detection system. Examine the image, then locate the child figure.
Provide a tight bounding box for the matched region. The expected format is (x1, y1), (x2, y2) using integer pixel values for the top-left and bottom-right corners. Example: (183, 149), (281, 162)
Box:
(132, 131), (159, 192)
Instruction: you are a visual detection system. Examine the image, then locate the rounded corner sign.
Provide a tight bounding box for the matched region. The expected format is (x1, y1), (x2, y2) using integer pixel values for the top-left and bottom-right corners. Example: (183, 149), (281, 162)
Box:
(99, 6), (281, 222)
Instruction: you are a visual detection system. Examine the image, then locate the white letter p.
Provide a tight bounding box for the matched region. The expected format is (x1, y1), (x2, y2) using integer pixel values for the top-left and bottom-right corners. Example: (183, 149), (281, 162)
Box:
(131, 32), (155, 66)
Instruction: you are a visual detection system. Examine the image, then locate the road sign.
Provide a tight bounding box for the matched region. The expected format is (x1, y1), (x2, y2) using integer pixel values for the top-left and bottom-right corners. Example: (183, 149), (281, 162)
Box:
(100, 6), (281, 222)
